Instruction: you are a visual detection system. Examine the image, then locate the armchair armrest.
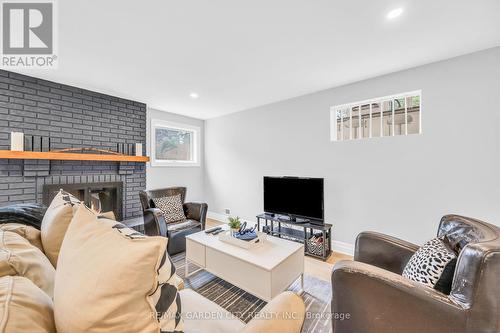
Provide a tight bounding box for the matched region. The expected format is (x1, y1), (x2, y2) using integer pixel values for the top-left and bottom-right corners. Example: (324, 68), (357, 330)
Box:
(183, 202), (208, 229)
(243, 291), (305, 333)
(143, 208), (168, 237)
(354, 231), (419, 274)
(331, 260), (465, 333)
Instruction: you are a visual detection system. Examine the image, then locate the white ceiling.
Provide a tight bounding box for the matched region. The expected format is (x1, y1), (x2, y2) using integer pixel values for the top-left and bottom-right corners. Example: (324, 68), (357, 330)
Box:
(16, 0), (500, 119)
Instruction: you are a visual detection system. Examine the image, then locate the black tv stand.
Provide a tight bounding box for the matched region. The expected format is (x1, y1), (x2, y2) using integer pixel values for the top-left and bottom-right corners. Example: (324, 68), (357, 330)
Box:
(274, 214), (309, 224)
(256, 213), (332, 260)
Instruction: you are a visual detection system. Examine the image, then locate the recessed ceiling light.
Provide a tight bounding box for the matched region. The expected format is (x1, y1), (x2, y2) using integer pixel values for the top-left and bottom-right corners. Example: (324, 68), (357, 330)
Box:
(387, 8), (403, 19)
(189, 92), (199, 99)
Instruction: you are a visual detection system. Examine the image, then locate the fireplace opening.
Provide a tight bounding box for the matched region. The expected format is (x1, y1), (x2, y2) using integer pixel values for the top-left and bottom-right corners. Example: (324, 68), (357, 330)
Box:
(43, 182), (123, 221)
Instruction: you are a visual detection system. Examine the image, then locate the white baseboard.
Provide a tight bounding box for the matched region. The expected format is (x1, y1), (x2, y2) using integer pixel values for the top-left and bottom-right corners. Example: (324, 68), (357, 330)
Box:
(207, 211), (228, 223)
(331, 240), (355, 256)
(208, 211), (355, 256)
(207, 211), (256, 225)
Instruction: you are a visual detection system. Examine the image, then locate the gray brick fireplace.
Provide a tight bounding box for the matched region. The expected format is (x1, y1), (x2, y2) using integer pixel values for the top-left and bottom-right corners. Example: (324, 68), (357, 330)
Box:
(0, 70), (146, 220)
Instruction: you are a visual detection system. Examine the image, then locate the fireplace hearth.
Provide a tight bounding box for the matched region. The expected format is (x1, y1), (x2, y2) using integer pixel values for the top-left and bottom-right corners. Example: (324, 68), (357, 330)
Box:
(43, 182), (123, 221)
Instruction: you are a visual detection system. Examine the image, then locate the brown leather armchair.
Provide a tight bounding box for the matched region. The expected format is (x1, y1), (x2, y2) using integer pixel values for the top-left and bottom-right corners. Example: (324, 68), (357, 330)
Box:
(139, 187), (207, 255)
(331, 215), (500, 333)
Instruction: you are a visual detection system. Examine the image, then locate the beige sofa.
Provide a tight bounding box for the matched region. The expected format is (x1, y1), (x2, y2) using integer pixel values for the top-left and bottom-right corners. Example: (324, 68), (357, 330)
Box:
(0, 220), (305, 333)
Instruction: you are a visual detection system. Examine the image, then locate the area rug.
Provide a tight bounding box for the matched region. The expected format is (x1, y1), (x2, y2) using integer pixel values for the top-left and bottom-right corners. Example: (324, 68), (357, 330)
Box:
(171, 253), (333, 333)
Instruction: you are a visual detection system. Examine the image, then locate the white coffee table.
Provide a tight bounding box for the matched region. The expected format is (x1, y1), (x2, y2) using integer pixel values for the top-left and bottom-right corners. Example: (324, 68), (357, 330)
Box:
(185, 226), (304, 301)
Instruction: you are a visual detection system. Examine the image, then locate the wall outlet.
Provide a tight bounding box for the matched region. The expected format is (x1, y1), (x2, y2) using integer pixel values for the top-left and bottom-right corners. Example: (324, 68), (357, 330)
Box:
(224, 208), (231, 215)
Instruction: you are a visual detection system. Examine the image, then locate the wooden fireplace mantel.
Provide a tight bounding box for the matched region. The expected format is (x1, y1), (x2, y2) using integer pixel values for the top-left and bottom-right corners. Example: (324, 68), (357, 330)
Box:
(0, 150), (150, 162)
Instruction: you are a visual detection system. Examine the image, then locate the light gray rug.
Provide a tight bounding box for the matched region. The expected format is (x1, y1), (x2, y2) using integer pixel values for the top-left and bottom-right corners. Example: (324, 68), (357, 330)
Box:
(172, 253), (332, 333)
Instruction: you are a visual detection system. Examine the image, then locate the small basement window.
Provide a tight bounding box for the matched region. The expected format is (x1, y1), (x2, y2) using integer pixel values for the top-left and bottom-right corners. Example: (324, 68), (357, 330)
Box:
(151, 120), (200, 166)
(330, 90), (421, 141)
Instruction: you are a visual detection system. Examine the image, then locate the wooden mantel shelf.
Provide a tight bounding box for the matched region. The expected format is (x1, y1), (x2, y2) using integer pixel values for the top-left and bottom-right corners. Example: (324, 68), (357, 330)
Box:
(0, 150), (150, 162)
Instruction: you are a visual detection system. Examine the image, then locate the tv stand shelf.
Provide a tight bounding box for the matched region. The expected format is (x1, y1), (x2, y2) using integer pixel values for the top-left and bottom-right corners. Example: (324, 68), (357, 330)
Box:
(256, 213), (332, 261)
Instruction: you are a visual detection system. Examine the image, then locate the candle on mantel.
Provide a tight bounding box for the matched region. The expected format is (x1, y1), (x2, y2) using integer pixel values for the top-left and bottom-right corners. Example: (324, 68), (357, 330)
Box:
(10, 132), (24, 151)
(135, 143), (143, 156)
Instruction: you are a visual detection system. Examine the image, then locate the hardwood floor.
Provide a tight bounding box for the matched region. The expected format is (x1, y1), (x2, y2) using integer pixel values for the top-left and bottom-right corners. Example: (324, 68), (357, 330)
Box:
(206, 218), (353, 282)
(205, 217), (226, 229)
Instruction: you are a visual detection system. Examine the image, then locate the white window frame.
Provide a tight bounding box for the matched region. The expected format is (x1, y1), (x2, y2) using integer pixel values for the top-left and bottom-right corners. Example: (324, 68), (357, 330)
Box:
(150, 119), (200, 167)
(330, 90), (422, 141)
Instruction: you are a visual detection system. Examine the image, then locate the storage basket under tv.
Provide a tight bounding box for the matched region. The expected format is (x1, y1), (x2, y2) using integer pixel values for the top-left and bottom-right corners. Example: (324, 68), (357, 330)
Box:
(307, 235), (330, 257)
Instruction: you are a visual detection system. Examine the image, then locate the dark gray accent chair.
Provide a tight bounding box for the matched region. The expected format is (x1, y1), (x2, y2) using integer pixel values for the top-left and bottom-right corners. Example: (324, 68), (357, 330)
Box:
(139, 187), (207, 255)
(331, 214), (500, 333)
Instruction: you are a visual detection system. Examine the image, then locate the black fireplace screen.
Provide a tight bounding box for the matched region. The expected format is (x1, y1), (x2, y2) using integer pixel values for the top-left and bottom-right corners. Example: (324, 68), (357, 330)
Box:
(43, 182), (123, 221)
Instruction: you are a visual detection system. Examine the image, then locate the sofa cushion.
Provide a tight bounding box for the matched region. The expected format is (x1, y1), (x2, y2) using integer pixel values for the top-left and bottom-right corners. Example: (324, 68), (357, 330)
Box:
(0, 230), (55, 297)
(54, 205), (183, 333)
(0, 276), (56, 333)
(152, 194), (186, 223)
(41, 190), (82, 267)
(180, 288), (245, 333)
(168, 219), (201, 232)
(0, 223), (43, 251)
(98, 210), (116, 220)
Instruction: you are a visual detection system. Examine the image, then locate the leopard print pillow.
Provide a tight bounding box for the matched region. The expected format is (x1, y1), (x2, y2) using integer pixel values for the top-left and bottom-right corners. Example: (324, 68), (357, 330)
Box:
(152, 194), (186, 223)
(402, 237), (457, 294)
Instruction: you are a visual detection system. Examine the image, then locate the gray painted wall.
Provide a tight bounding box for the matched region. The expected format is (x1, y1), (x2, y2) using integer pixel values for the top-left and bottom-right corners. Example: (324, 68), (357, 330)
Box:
(0, 70), (146, 219)
(146, 108), (205, 202)
(205, 47), (500, 249)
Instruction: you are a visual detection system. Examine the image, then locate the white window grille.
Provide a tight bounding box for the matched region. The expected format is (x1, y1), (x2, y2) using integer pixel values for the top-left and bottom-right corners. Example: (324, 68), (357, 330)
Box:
(330, 90), (421, 141)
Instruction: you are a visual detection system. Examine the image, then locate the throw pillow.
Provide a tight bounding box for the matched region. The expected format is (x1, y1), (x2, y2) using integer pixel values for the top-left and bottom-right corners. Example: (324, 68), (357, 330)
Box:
(0, 276), (56, 333)
(0, 223), (44, 251)
(98, 210), (116, 220)
(41, 190), (81, 267)
(402, 237), (457, 294)
(152, 194), (186, 223)
(54, 205), (183, 333)
(0, 230), (55, 297)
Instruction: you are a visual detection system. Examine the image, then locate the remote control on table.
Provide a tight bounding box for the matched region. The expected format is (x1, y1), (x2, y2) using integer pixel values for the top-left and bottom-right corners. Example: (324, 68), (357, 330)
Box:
(205, 227), (222, 234)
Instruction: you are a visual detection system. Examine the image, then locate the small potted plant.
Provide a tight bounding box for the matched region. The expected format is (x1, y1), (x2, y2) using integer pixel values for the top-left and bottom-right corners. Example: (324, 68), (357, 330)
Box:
(227, 216), (241, 235)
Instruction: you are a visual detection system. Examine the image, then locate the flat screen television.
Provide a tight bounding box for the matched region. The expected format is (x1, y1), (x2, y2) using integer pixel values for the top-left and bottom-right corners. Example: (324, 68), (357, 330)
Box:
(263, 176), (324, 223)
